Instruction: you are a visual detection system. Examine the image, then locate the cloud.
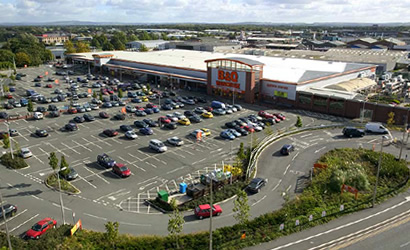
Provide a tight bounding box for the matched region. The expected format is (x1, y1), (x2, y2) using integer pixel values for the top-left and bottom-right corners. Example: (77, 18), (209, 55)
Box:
(0, 0), (409, 23)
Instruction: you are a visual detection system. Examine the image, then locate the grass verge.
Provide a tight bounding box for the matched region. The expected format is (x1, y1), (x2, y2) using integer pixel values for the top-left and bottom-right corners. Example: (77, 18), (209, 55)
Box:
(45, 173), (80, 194)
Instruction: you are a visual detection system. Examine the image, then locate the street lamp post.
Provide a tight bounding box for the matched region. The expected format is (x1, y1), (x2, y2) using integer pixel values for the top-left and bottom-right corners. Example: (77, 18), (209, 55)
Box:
(398, 109), (409, 160)
(0, 182), (12, 250)
(372, 135), (388, 208)
(5, 122), (13, 159)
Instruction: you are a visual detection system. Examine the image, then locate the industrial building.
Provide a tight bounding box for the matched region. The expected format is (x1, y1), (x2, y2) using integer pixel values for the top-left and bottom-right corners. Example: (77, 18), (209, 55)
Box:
(67, 49), (376, 104)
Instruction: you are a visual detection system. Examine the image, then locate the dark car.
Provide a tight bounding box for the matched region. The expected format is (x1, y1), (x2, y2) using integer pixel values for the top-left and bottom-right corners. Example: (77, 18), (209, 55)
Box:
(99, 112), (109, 119)
(262, 118), (276, 125)
(50, 111), (60, 117)
(197, 97), (207, 103)
(247, 178), (266, 193)
(145, 108), (154, 115)
(343, 127), (365, 138)
(120, 125), (133, 132)
(48, 105), (58, 111)
(35, 129), (48, 137)
(59, 167), (78, 181)
(97, 153), (116, 168)
(134, 120), (148, 128)
(188, 115), (202, 123)
(83, 114), (95, 122)
(184, 111), (195, 117)
(143, 118), (158, 127)
(165, 122), (177, 130)
(103, 129), (118, 137)
(280, 144), (295, 155)
(0, 112), (8, 119)
(0, 204), (17, 219)
(36, 106), (46, 113)
(65, 123), (78, 131)
(114, 113), (126, 120)
(139, 127), (153, 135)
(225, 121), (237, 128)
(234, 126), (248, 136)
(161, 104), (173, 110)
(73, 116), (85, 123)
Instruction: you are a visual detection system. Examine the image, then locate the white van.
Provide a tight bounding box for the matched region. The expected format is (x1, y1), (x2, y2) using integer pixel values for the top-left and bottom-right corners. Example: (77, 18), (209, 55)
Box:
(33, 112), (43, 120)
(365, 122), (388, 134)
(149, 139), (167, 153)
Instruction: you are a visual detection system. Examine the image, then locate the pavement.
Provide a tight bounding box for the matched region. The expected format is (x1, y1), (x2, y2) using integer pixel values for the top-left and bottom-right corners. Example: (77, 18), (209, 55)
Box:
(1, 64), (408, 245)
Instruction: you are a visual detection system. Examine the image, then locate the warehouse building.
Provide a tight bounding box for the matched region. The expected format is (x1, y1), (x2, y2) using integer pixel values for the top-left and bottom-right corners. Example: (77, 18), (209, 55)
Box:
(67, 50), (376, 104)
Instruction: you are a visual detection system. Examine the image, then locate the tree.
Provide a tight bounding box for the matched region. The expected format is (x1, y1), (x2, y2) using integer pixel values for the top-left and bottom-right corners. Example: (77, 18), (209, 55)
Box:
(146, 83), (151, 92)
(92, 91), (97, 99)
(233, 190), (250, 226)
(76, 41), (90, 53)
(139, 44), (149, 52)
(0, 49), (14, 63)
(111, 37), (125, 50)
(64, 40), (76, 54)
(167, 198), (184, 249)
(237, 142), (246, 160)
(2, 134), (10, 149)
(15, 52), (31, 67)
(99, 92), (103, 101)
(60, 155), (69, 170)
(90, 38), (101, 49)
(387, 112), (395, 126)
(295, 116), (302, 128)
(127, 34), (138, 42)
(102, 41), (115, 51)
(118, 88), (123, 98)
(48, 152), (59, 171)
(104, 221), (119, 248)
(27, 100), (34, 112)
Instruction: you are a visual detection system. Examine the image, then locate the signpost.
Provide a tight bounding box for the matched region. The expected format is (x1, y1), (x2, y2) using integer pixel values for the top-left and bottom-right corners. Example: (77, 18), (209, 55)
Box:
(70, 219), (82, 236)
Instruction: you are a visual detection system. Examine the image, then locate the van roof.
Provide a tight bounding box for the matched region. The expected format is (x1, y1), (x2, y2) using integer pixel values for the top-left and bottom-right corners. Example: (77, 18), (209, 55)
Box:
(150, 139), (161, 143)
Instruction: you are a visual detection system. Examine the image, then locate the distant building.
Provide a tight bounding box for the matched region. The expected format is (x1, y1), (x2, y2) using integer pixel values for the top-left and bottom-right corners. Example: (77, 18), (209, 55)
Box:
(166, 39), (241, 52)
(347, 37), (406, 50)
(126, 40), (168, 51)
(346, 38), (378, 49)
(265, 43), (306, 50)
(46, 46), (66, 60)
(73, 36), (93, 42)
(36, 33), (69, 45)
(303, 40), (345, 50)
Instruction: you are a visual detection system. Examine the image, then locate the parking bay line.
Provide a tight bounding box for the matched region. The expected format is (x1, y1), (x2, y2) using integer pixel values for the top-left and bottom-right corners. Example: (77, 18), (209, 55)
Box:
(151, 157), (166, 165)
(81, 137), (103, 150)
(128, 153), (141, 161)
(0, 209), (28, 227)
(96, 189), (126, 201)
(72, 140), (92, 152)
(46, 142), (67, 157)
(83, 167), (110, 184)
(61, 142), (81, 155)
(9, 213), (39, 233)
(91, 135), (112, 147)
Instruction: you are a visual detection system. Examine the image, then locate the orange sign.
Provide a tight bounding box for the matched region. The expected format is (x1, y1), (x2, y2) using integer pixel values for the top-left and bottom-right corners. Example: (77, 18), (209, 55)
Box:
(24, 65), (27, 68)
(70, 219), (82, 236)
(241, 232), (246, 240)
(341, 184), (358, 199)
(121, 107), (126, 114)
(218, 70), (238, 82)
(55, 79), (59, 84)
(88, 88), (92, 94)
(196, 131), (202, 141)
(45, 71), (48, 75)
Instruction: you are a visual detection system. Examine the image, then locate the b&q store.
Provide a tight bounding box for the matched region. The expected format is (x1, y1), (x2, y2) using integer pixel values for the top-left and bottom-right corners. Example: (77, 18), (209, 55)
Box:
(68, 50), (376, 105)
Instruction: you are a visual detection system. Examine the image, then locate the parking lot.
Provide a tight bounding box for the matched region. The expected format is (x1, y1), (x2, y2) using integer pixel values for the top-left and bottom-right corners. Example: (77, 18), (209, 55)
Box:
(1, 65), (310, 214)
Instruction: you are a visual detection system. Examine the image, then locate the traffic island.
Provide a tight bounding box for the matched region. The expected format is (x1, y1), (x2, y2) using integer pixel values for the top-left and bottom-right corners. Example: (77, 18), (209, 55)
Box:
(45, 173), (80, 194)
(1, 152), (29, 169)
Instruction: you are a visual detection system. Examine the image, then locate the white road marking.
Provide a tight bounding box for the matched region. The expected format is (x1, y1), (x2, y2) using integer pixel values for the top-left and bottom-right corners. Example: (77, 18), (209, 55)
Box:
(315, 146), (326, 154)
(128, 153), (141, 161)
(78, 176), (97, 189)
(83, 167), (110, 184)
(61, 142), (81, 155)
(292, 152), (299, 161)
(283, 164), (291, 175)
(251, 195), (267, 207)
(138, 150), (150, 158)
(271, 197), (410, 250)
(52, 202), (72, 211)
(9, 214), (39, 233)
(0, 209), (27, 227)
(83, 213), (107, 221)
(286, 185), (292, 192)
(192, 158), (207, 165)
(367, 138), (378, 144)
(96, 189), (126, 201)
(46, 142), (67, 156)
(272, 179), (282, 191)
(91, 135), (112, 147)
(145, 161), (158, 168)
(166, 166), (185, 175)
(72, 140), (92, 152)
(131, 163), (146, 172)
(81, 138), (102, 149)
(300, 133), (313, 138)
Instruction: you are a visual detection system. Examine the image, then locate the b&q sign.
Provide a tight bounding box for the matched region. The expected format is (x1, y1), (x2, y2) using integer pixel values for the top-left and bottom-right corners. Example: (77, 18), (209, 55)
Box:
(212, 69), (245, 91)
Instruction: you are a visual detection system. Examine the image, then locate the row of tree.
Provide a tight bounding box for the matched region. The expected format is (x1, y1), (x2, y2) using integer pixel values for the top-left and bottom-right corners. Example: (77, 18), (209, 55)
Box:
(0, 33), (53, 68)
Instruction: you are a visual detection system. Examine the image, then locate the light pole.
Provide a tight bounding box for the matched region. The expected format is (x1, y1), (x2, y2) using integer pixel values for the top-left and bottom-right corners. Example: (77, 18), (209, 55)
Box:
(56, 169), (66, 225)
(360, 100), (365, 123)
(5, 122), (13, 159)
(0, 182), (12, 250)
(209, 165), (214, 250)
(398, 109), (409, 160)
(372, 135), (388, 208)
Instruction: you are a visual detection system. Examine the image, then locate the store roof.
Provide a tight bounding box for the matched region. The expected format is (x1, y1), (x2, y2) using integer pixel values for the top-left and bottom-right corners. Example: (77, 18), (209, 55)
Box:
(68, 49), (373, 84)
(324, 78), (377, 92)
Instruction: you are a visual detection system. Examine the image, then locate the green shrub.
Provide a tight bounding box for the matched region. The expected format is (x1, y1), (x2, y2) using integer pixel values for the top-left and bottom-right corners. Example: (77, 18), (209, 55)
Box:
(46, 174), (80, 194)
(1, 153), (28, 169)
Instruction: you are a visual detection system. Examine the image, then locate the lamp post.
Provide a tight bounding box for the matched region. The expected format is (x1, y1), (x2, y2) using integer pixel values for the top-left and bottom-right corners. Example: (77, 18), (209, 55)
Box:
(5, 122), (13, 159)
(360, 100), (366, 123)
(398, 109), (409, 160)
(0, 182), (12, 250)
(209, 165), (214, 250)
(372, 135), (388, 208)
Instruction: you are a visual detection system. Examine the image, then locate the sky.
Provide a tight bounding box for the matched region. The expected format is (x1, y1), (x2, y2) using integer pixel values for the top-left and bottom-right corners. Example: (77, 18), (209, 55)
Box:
(0, 0), (409, 24)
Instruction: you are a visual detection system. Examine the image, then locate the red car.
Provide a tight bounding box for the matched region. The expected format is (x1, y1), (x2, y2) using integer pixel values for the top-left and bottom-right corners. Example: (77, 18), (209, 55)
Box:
(258, 111), (275, 119)
(112, 163), (131, 177)
(45, 84), (53, 88)
(158, 116), (171, 124)
(271, 115), (281, 123)
(274, 113), (286, 120)
(25, 218), (56, 239)
(146, 103), (157, 108)
(103, 129), (118, 137)
(107, 89), (114, 94)
(242, 125), (255, 133)
(68, 107), (77, 114)
(205, 106), (213, 112)
(5, 93), (13, 99)
(194, 204), (222, 219)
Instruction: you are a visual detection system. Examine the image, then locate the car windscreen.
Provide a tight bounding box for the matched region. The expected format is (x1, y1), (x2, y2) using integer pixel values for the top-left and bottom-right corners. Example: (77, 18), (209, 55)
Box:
(32, 223), (42, 231)
(249, 181), (259, 189)
(120, 167), (128, 171)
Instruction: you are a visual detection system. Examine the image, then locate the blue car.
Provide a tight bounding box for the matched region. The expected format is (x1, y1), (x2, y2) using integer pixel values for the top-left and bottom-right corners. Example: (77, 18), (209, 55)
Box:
(139, 127), (153, 135)
(9, 87), (16, 92)
(128, 92), (137, 98)
(131, 98), (142, 103)
(220, 130), (235, 140)
(20, 98), (29, 106)
(145, 108), (154, 114)
(152, 107), (160, 113)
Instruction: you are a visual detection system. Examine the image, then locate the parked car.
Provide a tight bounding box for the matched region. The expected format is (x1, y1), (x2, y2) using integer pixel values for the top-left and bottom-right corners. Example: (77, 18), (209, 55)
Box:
(25, 218), (57, 239)
(112, 163), (131, 178)
(139, 127), (153, 135)
(143, 118), (158, 127)
(83, 114), (95, 122)
(65, 123), (78, 131)
(167, 137), (184, 146)
(194, 204), (222, 219)
(158, 116), (171, 124)
(149, 139), (167, 152)
(103, 129), (118, 137)
(220, 130), (235, 140)
(20, 148), (33, 158)
(125, 130), (138, 139)
(97, 154), (116, 168)
(114, 113), (126, 120)
(99, 112), (109, 119)
(73, 116), (85, 123)
(280, 144), (295, 155)
(134, 120), (148, 128)
(135, 110), (147, 116)
(59, 167), (78, 181)
(343, 127), (365, 138)
(365, 122), (388, 134)
(0, 204), (17, 219)
(35, 129), (48, 137)
(247, 178), (266, 193)
(165, 122), (177, 129)
(120, 125), (133, 132)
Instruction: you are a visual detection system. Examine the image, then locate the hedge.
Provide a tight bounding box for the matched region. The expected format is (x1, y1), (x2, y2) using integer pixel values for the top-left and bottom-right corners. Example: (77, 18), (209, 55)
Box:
(45, 174), (80, 194)
(1, 153), (28, 169)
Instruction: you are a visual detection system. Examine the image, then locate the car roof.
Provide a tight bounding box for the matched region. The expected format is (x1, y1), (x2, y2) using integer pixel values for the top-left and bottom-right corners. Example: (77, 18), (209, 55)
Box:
(251, 178), (264, 183)
(198, 204), (211, 210)
(37, 218), (53, 225)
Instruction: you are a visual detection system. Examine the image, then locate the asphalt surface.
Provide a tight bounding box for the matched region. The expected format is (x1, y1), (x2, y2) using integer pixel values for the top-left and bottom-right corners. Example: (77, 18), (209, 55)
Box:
(2, 64), (405, 243)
